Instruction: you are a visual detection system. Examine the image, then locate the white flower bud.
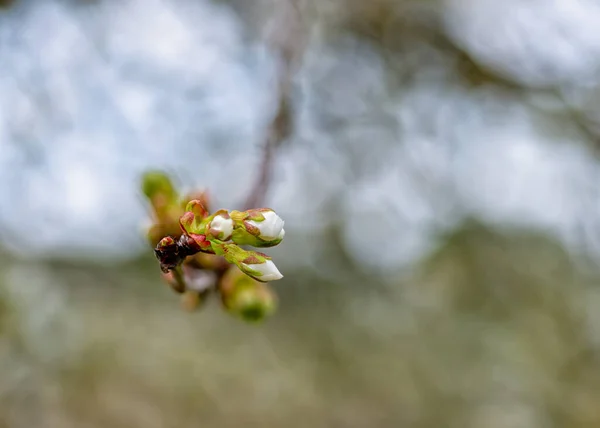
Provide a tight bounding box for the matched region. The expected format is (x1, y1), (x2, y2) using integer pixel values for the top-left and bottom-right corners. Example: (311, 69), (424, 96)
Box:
(209, 213), (234, 240)
(248, 210), (285, 241)
(241, 259), (284, 282)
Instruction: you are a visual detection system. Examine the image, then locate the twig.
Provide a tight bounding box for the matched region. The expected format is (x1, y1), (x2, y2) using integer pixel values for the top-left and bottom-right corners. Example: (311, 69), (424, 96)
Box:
(243, 0), (307, 210)
(170, 267), (187, 294)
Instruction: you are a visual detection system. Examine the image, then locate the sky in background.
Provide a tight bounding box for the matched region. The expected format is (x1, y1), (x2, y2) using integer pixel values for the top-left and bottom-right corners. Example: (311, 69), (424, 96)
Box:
(1, 0), (600, 274)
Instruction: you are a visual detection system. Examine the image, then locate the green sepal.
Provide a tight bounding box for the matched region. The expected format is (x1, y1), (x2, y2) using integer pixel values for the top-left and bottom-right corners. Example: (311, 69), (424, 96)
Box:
(231, 227), (283, 248)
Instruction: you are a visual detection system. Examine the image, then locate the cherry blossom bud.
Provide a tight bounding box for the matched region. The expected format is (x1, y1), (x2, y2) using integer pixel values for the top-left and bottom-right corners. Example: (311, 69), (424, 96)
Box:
(179, 211), (195, 234)
(230, 208), (285, 248)
(154, 236), (181, 272)
(185, 200), (209, 220)
(249, 209), (285, 240)
(179, 200), (210, 236)
(213, 243), (283, 282)
(206, 209), (234, 241)
(241, 259), (283, 282)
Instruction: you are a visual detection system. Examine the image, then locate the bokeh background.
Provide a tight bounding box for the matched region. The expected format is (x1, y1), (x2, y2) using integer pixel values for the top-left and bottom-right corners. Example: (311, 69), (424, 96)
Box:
(2, 0), (600, 427)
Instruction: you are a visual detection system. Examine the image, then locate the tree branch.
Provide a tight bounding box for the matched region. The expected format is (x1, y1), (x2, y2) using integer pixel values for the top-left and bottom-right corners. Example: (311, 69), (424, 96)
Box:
(243, 0), (307, 210)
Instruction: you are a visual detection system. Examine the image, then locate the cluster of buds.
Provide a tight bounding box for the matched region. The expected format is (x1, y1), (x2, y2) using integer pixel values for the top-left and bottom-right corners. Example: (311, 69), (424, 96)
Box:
(141, 171), (285, 323)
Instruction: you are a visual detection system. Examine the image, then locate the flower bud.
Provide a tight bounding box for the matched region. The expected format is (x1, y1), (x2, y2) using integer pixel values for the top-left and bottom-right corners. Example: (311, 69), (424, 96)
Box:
(241, 259), (284, 282)
(214, 243), (283, 282)
(154, 236), (181, 272)
(185, 200), (209, 220)
(220, 267), (277, 322)
(179, 211), (195, 234)
(179, 199), (210, 235)
(206, 209), (233, 241)
(230, 209), (285, 248)
(250, 209), (285, 240)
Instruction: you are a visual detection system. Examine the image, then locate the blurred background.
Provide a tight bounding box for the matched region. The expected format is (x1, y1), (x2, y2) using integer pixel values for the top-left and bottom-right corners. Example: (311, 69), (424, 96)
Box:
(2, 0), (600, 427)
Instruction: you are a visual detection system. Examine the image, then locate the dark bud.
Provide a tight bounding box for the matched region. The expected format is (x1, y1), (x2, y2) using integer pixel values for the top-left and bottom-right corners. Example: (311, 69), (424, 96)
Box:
(154, 234), (205, 273)
(177, 234), (203, 256)
(154, 236), (183, 272)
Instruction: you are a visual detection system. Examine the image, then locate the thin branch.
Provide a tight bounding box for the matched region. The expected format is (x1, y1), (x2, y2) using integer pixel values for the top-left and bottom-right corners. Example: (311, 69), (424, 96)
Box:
(243, 0), (307, 210)
(170, 267), (187, 294)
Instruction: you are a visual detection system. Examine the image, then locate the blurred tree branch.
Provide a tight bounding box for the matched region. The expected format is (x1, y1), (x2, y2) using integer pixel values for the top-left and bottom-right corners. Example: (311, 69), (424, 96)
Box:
(243, 0), (308, 210)
(0, 0), (16, 9)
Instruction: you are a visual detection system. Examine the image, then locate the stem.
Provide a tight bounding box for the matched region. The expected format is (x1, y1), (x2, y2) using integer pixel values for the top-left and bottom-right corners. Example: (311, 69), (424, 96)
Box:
(243, 99), (290, 210)
(170, 267), (187, 294)
(243, 0), (306, 210)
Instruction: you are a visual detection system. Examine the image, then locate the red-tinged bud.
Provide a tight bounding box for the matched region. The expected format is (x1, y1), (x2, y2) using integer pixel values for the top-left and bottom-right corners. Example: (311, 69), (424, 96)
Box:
(154, 237), (181, 272)
(186, 200), (209, 219)
(179, 211), (195, 234)
(179, 202), (210, 236)
(157, 236), (176, 248)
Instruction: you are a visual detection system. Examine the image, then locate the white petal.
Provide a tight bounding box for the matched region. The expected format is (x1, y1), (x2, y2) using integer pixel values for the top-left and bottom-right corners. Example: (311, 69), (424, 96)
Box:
(248, 211), (285, 241)
(210, 215), (233, 239)
(243, 260), (283, 281)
